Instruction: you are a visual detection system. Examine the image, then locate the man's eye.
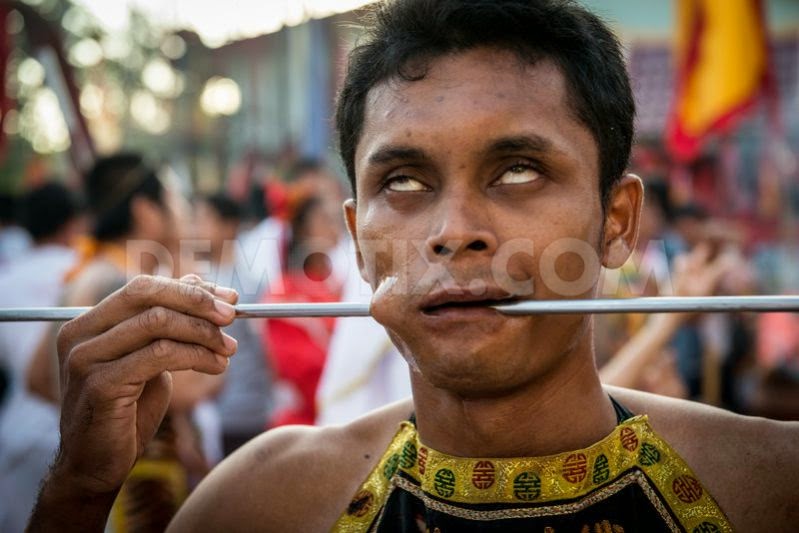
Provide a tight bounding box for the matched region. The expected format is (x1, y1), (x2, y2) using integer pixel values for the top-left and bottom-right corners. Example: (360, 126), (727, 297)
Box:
(385, 176), (428, 192)
(494, 164), (540, 185)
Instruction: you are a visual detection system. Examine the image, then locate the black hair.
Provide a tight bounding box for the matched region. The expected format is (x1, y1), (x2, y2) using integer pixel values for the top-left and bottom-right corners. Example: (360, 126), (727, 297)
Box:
(248, 183), (270, 221)
(0, 194), (18, 225)
(672, 203), (708, 222)
(286, 158), (324, 182)
(200, 192), (242, 222)
(85, 153), (164, 241)
(19, 182), (82, 242)
(287, 196), (323, 271)
(335, 0), (635, 207)
(644, 179), (672, 222)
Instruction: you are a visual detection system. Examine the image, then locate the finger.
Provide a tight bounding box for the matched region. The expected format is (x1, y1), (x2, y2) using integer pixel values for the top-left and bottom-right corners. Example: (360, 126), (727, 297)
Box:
(70, 306), (238, 366)
(62, 275), (236, 345)
(136, 371), (172, 447)
(105, 339), (230, 386)
(180, 273), (238, 305)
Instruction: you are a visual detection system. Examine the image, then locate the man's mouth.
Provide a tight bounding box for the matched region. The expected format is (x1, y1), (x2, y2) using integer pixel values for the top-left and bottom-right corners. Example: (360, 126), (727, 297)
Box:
(424, 298), (522, 313)
(419, 289), (520, 316)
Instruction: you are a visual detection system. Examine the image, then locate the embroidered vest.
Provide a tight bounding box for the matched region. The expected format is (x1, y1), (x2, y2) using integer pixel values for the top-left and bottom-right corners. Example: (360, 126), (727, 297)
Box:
(333, 413), (732, 532)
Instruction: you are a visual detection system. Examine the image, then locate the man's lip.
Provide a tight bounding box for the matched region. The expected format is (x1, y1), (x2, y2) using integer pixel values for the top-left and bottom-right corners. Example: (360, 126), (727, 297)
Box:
(419, 287), (519, 313)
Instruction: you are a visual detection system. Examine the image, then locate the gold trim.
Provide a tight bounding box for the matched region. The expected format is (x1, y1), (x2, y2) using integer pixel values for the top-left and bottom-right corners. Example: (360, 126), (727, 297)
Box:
(332, 416), (734, 532)
(330, 422), (416, 532)
(390, 469), (681, 531)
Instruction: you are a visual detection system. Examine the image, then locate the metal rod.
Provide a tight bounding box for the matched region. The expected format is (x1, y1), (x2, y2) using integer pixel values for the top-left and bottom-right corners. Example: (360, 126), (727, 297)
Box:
(492, 296), (799, 315)
(0, 296), (797, 322)
(234, 303), (372, 318)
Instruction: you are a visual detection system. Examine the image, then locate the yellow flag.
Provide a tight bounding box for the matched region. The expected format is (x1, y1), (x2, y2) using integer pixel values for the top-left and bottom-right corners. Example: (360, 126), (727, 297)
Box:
(666, 0), (773, 161)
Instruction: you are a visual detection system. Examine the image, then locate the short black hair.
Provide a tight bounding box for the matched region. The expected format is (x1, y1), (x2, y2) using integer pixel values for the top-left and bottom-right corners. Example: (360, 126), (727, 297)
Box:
(19, 182), (82, 242)
(199, 192), (242, 222)
(287, 196), (323, 271)
(0, 194), (18, 225)
(85, 153), (164, 241)
(286, 158), (324, 182)
(335, 0), (635, 207)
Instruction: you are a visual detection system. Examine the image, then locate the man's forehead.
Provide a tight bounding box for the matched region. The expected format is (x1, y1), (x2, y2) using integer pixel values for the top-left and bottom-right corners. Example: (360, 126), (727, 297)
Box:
(363, 49), (567, 115)
(352, 48), (594, 183)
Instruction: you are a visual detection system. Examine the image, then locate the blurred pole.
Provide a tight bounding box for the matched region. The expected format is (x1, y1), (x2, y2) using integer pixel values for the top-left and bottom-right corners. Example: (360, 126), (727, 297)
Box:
(301, 18), (331, 159)
(13, 1), (95, 174)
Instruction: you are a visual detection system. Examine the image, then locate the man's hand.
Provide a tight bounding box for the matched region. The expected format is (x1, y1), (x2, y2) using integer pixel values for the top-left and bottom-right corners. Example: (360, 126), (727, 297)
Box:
(29, 274), (238, 531)
(671, 243), (738, 299)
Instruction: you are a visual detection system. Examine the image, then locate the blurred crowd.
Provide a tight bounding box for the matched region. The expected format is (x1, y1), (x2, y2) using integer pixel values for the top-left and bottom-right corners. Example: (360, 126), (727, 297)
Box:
(0, 146), (797, 530)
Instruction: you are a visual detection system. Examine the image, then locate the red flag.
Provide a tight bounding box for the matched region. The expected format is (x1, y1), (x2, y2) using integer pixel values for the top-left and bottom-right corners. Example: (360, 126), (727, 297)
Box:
(666, 0), (777, 162)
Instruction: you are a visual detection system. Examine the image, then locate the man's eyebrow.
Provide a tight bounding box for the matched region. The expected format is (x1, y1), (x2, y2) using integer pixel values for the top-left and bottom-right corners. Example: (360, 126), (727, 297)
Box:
(367, 146), (429, 166)
(486, 134), (556, 155)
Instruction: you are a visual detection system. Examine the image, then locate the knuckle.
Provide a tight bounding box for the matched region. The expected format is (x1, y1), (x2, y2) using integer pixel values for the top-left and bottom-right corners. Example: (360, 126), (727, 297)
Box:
(128, 274), (151, 293)
(66, 346), (91, 381)
(149, 338), (173, 359)
(203, 280), (218, 295)
(57, 320), (77, 357)
(181, 273), (202, 284)
(124, 275), (156, 301)
(191, 316), (218, 342)
(180, 283), (212, 309)
(188, 343), (210, 366)
(139, 306), (170, 334)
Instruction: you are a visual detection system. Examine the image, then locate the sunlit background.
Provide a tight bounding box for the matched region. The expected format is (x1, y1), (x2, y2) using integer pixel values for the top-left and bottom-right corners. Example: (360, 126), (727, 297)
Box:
(0, 0), (798, 214)
(2, 3), (799, 527)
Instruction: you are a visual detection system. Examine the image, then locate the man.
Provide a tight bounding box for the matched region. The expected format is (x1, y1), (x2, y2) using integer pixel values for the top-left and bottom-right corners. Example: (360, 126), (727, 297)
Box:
(26, 154), (224, 530)
(0, 182), (83, 532)
(194, 193), (273, 457)
(30, 1), (798, 531)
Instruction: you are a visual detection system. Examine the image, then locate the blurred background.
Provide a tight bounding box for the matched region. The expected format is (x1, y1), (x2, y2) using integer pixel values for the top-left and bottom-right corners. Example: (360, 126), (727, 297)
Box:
(0, 1), (798, 531)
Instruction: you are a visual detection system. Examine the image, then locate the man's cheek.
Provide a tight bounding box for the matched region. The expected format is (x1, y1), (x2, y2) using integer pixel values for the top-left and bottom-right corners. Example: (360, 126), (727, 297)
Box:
(491, 238), (537, 297)
(365, 238), (412, 326)
(538, 237), (602, 297)
(357, 237), (395, 288)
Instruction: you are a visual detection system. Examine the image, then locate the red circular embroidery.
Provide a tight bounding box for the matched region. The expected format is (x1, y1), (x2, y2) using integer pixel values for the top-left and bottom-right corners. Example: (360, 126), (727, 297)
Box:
(672, 475), (703, 503)
(620, 427), (639, 451)
(471, 460), (496, 489)
(562, 453), (588, 483)
(347, 490), (374, 517)
(418, 447), (428, 475)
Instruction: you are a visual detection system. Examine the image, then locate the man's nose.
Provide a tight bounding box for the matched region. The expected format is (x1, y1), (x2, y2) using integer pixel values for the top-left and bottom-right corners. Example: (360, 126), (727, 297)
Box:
(425, 194), (498, 260)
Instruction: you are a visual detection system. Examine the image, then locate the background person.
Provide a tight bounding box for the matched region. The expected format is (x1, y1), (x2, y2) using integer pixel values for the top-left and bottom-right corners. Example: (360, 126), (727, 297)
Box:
(25, 1), (799, 531)
(193, 193), (273, 456)
(262, 194), (342, 427)
(0, 181), (83, 533)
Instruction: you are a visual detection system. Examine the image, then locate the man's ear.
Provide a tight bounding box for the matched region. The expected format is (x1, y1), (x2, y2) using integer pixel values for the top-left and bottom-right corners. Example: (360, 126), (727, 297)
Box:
(343, 198), (370, 283)
(601, 173), (643, 269)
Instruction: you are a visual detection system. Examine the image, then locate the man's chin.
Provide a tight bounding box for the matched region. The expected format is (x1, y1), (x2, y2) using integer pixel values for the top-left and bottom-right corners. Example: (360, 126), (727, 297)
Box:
(408, 347), (534, 397)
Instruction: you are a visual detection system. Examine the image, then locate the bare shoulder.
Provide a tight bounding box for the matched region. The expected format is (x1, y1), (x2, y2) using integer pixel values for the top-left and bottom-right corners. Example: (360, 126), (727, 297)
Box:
(64, 261), (126, 307)
(168, 398), (414, 532)
(607, 386), (799, 531)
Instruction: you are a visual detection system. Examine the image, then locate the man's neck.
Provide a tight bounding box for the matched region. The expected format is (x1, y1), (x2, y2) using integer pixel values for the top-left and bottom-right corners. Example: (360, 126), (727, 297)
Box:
(411, 338), (616, 458)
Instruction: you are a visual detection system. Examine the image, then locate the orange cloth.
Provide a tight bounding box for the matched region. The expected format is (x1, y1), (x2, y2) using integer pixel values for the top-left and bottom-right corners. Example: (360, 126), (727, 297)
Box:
(63, 235), (127, 283)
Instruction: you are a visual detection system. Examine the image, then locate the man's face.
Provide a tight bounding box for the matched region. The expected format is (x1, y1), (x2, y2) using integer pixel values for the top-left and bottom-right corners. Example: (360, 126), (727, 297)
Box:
(346, 48), (635, 397)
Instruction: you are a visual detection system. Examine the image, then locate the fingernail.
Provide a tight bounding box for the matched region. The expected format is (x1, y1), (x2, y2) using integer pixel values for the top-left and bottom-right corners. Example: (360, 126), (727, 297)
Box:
(222, 333), (238, 352)
(215, 286), (238, 299)
(216, 354), (230, 367)
(214, 299), (235, 319)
